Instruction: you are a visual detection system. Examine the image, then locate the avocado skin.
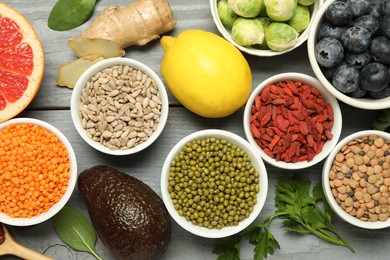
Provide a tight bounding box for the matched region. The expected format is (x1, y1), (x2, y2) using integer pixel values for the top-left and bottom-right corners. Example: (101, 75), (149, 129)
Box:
(78, 165), (171, 260)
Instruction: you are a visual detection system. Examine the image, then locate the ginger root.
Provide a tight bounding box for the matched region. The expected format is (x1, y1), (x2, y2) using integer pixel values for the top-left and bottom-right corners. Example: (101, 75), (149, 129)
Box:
(57, 55), (104, 88)
(71, 0), (176, 51)
(67, 38), (125, 59)
(57, 0), (176, 88)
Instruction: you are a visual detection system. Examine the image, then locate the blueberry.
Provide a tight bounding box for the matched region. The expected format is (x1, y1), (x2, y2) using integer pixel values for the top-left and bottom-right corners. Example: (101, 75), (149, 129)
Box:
(380, 0), (390, 15)
(369, 84), (390, 98)
(318, 22), (348, 41)
(332, 64), (361, 93)
(347, 0), (371, 17)
(326, 1), (354, 26)
(370, 3), (382, 18)
(353, 15), (379, 35)
(322, 61), (347, 80)
(379, 15), (390, 39)
(349, 86), (368, 97)
(345, 49), (372, 69)
(341, 26), (371, 53)
(370, 36), (390, 65)
(361, 62), (390, 92)
(315, 37), (344, 68)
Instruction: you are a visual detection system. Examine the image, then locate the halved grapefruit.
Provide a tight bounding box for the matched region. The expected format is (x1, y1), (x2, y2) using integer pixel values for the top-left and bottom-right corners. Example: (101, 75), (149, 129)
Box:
(0, 3), (44, 122)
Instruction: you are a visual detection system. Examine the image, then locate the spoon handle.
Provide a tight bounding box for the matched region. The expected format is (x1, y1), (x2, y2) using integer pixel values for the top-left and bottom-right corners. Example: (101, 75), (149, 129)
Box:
(8, 241), (54, 260)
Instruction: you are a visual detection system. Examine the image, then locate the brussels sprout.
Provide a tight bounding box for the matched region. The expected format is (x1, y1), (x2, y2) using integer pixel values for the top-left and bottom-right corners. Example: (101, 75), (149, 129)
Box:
(218, 0), (239, 29)
(288, 5), (310, 33)
(257, 17), (273, 49)
(228, 0), (264, 18)
(259, 16), (273, 29)
(298, 0), (315, 6)
(232, 17), (265, 46)
(265, 22), (299, 51)
(264, 0), (298, 21)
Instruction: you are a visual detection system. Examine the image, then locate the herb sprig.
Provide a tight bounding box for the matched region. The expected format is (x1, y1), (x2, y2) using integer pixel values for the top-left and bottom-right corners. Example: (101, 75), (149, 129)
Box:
(213, 175), (354, 260)
(373, 108), (390, 132)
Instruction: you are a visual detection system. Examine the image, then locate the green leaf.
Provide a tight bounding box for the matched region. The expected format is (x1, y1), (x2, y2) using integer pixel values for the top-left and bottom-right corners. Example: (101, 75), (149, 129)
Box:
(282, 220), (309, 234)
(312, 181), (333, 221)
(48, 0), (97, 31)
(312, 181), (324, 202)
(372, 108), (390, 132)
(253, 228), (280, 260)
(53, 206), (102, 260)
(213, 236), (241, 260)
(301, 205), (326, 226)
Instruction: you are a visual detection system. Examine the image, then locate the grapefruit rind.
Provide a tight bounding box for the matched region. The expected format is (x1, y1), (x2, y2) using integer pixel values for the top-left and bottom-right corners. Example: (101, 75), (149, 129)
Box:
(0, 2), (44, 123)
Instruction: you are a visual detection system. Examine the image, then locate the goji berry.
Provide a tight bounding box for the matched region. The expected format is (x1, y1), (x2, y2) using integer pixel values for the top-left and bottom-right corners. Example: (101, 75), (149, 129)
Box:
(269, 135), (281, 151)
(300, 121), (309, 135)
(259, 113), (271, 127)
(250, 112), (258, 123)
(261, 84), (271, 101)
(276, 115), (289, 132)
(283, 86), (293, 97)
(255, 95), (261, 109)
(251, 124), (261, 138)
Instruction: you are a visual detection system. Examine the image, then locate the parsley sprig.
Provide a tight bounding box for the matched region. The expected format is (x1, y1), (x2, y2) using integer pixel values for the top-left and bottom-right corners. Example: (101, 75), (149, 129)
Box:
(213, 175), (354, 260)
(373, 108), (390, 132)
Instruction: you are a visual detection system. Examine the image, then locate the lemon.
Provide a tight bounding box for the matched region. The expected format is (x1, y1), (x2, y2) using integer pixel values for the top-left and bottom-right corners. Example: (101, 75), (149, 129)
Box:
(160, 29), (252, 118)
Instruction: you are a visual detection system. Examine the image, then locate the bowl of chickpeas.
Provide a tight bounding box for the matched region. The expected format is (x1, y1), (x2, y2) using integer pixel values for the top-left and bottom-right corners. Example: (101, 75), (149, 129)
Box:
(0, 118), (77, 226)
(322, 130), (390, 229)
(160, 129), (268, 238)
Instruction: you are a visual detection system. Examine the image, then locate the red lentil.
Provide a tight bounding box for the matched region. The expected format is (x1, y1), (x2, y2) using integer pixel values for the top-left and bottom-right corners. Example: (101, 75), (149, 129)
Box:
(250, 80), (334, 162)
(0, 123), (70, 218)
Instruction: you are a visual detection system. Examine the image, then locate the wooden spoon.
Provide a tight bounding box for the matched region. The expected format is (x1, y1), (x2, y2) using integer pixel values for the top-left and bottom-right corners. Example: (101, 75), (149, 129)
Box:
(0, 224), (54, 260)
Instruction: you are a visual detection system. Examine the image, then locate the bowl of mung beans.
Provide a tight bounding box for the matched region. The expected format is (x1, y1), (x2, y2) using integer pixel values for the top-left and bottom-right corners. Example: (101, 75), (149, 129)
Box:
(322, 130), (390, 229)
(71, 57), (169, 156)
(160, 129), (268, 238)
(0, 118), (77, 226)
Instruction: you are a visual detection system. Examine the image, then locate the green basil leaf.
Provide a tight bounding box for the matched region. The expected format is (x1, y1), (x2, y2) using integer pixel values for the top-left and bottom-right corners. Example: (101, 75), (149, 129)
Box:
(53, 206), (102, 260)
(48, 0), (97, 31)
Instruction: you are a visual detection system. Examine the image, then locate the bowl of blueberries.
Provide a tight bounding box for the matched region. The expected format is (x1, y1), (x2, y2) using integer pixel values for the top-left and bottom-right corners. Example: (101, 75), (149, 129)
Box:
(307, 0), (390, 110)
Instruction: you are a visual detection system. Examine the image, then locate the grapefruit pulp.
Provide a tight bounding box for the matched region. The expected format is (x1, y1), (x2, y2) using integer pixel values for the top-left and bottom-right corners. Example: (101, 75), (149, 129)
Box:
(0, 2), (44, 122)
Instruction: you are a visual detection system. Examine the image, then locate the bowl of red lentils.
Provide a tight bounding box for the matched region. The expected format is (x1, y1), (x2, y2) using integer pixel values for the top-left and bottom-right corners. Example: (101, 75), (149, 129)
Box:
(323, 130), (390, 229)
(243, 72), (342, 170)
(160, 129), (268, 238)
(71, 57), (169, 156)
(0, 118), (77, 226)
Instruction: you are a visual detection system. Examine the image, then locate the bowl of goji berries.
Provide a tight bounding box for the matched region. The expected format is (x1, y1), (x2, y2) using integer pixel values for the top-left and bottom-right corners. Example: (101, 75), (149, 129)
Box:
(0, 118), (77, 226)
(243, 72), (342, 170)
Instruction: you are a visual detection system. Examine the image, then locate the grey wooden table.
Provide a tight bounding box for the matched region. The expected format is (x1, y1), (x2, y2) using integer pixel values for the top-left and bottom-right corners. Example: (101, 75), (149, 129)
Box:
(1, 0), (388, 259)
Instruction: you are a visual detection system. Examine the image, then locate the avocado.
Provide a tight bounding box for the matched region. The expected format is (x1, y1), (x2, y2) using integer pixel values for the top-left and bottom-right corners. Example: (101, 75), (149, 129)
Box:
(78, 165), (171, 260)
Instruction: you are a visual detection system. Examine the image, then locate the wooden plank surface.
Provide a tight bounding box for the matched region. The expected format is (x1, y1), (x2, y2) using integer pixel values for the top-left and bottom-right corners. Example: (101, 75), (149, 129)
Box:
(1, 0), (388, 259)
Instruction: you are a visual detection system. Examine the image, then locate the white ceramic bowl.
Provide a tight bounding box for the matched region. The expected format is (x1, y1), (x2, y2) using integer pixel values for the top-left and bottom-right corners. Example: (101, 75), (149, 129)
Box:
(243, 72), (342, 169)
(161, 129), (268, 238)
(210, 0), (323, 57)
(322, 130), (390, 229)
(71, 57), (169, 156)
(0, 118), (77, 226)
(307, 0), (390, 110)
